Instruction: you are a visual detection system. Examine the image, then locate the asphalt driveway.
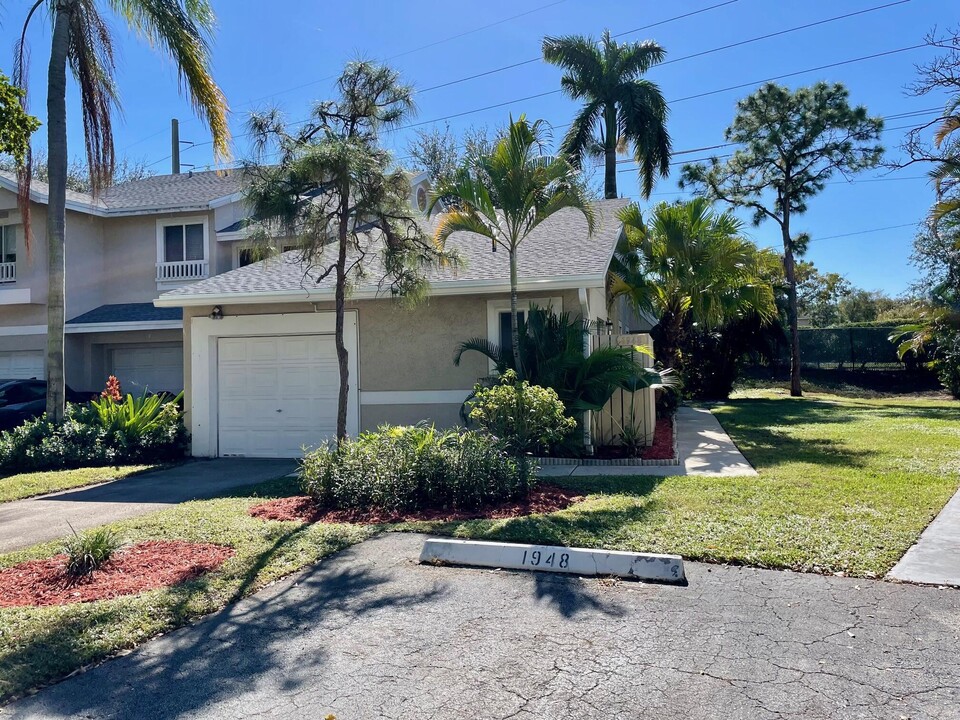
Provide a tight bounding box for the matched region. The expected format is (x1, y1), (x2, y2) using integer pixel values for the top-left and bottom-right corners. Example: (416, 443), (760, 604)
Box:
(6, 532), (959, 719)
(0, 458), (294, 553)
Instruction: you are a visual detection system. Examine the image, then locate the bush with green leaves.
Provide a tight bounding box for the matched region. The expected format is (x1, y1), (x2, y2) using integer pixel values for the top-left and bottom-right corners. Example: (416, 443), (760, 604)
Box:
(61, 527), (122, 577)
(0, 394), (188, 474)
(300, 423), (530, 512)
(467, 371), (576, 455)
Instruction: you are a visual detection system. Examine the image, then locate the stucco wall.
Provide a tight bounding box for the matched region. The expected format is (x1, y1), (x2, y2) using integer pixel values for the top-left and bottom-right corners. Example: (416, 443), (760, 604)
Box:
(67, 329), (184, 392)
(180, 288), (584, 439)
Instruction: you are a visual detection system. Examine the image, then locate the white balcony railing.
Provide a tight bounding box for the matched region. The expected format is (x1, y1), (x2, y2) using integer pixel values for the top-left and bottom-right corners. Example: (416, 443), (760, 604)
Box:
(156, 259), (208, 282)
(0, 261), (15, 283)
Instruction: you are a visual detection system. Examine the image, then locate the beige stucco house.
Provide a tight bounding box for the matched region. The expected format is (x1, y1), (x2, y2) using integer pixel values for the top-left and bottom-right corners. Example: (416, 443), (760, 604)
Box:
(155, 198), (652, 458)
(0, 168), (308, 394)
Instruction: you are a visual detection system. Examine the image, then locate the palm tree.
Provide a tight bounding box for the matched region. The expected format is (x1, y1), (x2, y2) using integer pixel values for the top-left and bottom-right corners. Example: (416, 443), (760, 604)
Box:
(542, 30), (671, 200)
(428, 115), (595, 374)
(455, 306), (675, 414)
(14, 0), (229, 422)
(609, 198), (779, 370)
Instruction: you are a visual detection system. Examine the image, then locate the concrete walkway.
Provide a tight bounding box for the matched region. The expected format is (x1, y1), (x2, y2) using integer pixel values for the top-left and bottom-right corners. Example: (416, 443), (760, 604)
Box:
(540, 406), (757, 477)
(0, 458), (293, 553)
(889, 485), (960, 587)
(6, 532), (958, 720)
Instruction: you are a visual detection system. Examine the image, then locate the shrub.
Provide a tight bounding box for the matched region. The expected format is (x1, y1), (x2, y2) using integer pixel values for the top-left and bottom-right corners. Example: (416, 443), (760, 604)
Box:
(0, 395), (188, 474)
(300, 423), (530, 512)
(467, 371), (576, 455)
(61, 527), (122, 577)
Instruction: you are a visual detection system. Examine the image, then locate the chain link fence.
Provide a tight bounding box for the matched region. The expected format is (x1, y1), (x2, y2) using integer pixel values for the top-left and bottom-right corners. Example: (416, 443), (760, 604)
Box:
(758, 327), (906, 370)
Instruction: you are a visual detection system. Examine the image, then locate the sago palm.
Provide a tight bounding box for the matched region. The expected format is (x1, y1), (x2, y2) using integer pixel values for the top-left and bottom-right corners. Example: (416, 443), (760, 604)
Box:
(609, 198), (779, 368)
(14, 0), (229, 422)
(429, 115), (595, 374)
(542, 29), (671, 199)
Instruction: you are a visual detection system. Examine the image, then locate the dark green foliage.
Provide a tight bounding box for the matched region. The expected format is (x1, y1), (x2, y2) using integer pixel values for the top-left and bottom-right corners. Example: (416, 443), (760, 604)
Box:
(61, 527), (122, 577)
(467, 371), (577, 455)
(300, 424), (530, 512)
(0, 400), (188, 474)
(0, 72), (40, 165)
(456, 306), (674, 414)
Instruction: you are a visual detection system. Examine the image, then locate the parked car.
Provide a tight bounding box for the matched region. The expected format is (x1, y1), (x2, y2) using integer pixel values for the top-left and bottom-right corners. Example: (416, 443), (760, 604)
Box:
(0, 380), (91, 432)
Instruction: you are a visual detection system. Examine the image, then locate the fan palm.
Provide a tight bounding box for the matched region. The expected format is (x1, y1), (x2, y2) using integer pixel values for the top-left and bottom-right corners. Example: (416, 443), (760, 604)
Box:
(609, 198), (779, 369)
(429, 115), (595, 374)
(542, 29), (671, 200)
(455, 306), (674, 414)
(14, 0), (229, 422)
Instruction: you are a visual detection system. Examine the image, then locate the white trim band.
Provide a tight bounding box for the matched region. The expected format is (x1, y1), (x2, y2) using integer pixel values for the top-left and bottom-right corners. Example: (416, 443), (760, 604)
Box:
(360, 390), (472, 405)
(0, 324), (46, 336)
(65, 320), (183, 334)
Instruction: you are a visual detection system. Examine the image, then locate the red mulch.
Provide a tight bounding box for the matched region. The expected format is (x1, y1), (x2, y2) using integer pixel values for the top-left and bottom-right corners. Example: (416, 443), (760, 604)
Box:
(640, 416), (674, 460)
(0, 540), (234, 608)
(248, 484), (584, 525)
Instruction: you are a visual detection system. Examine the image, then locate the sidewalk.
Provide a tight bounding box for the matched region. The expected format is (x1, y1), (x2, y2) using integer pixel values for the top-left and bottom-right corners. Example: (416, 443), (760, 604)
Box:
(888, 485), (960, 587)
(540, 406), (757, 478)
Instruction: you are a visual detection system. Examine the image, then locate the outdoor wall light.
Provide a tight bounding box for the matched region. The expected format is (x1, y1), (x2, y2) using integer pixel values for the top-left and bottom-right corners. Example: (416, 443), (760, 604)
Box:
(209, 305), (223, 320)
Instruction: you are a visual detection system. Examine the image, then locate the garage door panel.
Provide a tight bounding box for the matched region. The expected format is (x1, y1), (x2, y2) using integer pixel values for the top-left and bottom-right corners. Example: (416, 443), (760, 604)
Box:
(217, 334), (340, 458)
(0, 351), (44, 380)
(109, 344), (183, 394)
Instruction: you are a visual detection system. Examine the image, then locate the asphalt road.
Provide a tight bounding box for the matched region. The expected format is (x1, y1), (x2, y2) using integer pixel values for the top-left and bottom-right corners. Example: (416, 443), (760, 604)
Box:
(0, 458), (294, 553)
(6, 532), (959, 719)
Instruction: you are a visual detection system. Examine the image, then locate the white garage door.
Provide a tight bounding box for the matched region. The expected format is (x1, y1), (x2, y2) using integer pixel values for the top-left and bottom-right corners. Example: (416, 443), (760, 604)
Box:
(0, 350), (44, 380)
(217, 335), (339, 458)
(110, 344), (184, 395)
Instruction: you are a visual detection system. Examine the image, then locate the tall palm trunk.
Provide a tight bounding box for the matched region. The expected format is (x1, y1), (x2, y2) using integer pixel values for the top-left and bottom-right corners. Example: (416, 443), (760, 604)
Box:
(45, 2), (73, 423)
(334, 193), (350, 441)
(508, 247), (522, 376)
(603, 105), (618, 199)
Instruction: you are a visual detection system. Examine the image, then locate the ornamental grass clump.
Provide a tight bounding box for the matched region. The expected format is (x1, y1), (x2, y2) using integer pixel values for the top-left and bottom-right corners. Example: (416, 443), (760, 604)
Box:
(300, 423), (530, 513)
(467, 370), (576, 456)
(61, 526), (122, 578)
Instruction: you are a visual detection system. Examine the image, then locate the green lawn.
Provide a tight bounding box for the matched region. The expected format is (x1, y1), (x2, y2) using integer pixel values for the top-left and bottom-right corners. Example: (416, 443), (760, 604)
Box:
(0, 476), (373, 703)
(400, 391), (960, 577)
(3, 391), (958, 703)
(0, 465), (163, 504)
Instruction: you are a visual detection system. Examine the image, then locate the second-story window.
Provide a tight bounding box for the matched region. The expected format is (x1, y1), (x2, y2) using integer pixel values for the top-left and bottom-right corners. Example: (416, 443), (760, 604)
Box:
(0, 226), (16, 283)
(163, 222), (204, 263)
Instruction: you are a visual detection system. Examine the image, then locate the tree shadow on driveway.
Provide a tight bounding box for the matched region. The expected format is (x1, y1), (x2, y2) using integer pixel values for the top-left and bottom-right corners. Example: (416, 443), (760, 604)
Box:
(7, 539), (447, 719)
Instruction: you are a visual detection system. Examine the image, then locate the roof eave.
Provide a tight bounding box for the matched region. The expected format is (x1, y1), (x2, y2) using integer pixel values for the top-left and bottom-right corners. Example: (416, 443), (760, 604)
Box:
(153, 273), (608, 308)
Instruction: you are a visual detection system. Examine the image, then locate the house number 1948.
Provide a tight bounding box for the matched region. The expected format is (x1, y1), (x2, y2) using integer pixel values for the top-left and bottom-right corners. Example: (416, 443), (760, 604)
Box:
(521, 549), (569, 569)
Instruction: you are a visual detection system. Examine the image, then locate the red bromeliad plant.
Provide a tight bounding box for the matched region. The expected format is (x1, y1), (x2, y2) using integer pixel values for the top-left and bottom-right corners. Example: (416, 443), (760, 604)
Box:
(100, 375), (122, 403)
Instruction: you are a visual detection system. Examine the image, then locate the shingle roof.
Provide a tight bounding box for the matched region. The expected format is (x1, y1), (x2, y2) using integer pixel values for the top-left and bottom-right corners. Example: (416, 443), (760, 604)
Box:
(158, 200), (628, 304)
(67, 303), (183, 325)
(0, 169), (241, 215)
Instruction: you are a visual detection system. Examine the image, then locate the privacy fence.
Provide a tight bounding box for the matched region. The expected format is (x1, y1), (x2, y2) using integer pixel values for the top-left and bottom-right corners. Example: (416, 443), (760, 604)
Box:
(590, 333), (656, 448)
(757, 327), (904, 370)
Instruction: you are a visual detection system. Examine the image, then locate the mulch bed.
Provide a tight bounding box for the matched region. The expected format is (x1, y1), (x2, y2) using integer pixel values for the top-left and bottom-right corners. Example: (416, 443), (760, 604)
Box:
(0, 540), (234, 608)
(593, 416), (675, 460)
(248, 484), (585, 525)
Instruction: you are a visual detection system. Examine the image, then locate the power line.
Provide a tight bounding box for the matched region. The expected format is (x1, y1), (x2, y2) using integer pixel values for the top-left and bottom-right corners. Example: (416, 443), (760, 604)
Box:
(809, 222), (917, 242)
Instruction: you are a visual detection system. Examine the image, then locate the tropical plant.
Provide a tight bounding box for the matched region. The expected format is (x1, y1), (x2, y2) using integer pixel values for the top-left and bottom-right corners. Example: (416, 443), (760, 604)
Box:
(468, 370), (577, 455)
(14, 0), (230, 423)
(61, 526), (121, 577)
(244, 61), (452, 440)
(429, 115), (595, 372)
(542, 30), (671, 199)
(455, 306), (674, 414)
(299, 423), (529, 512)
(609, 198), (780, 371)
(90, 388), (184, 437)
(0, 71), (40, 165)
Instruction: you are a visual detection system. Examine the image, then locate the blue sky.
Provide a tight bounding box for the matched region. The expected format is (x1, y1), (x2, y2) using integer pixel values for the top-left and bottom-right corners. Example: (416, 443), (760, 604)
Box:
(4, 0), (955, 294)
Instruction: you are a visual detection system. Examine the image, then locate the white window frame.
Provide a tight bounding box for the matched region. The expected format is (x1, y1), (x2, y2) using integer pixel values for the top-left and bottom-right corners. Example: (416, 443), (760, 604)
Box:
(485, 296), (562, 372)
(0, 225), (17, 283)
(156, 216), (210, 266)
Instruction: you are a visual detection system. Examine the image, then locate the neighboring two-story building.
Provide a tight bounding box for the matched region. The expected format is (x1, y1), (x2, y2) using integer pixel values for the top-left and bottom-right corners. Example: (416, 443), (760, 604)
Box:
(0, 169), (258, 394)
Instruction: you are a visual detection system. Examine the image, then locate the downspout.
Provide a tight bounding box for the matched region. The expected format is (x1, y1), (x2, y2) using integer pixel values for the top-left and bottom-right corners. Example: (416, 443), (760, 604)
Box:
(578, 288), (594, 455)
